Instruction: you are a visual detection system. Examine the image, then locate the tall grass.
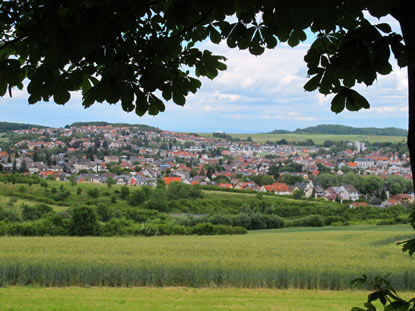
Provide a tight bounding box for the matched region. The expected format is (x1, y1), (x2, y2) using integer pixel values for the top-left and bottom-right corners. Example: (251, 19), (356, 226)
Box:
(0, 225), (414, 290)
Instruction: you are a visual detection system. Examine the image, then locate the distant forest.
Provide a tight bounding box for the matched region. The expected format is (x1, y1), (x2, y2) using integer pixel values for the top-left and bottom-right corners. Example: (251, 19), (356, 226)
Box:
(0, 122), (47, 133)
(67, 122), (158, 131)
(269, 124), (407, 136)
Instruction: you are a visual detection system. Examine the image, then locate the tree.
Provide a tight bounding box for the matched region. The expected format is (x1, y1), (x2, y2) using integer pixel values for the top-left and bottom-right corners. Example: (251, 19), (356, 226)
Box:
(292, 189), (304, 200)
(317, 173), (341, 188)
(87, 187), (99, 199)
(68, 175), (77, 186)
(267, 164), (280, 179)
(166, 182), (190, 200)
(19, 160), (28, 173)
(343, 172), (364, 192)
(106, 176), (116, 188)
(12, 159), (17, 173)
(127, 188), (146, 206)
(120, 186), (130, 200)
(69, 205), (100, 236)
(40, 180), (48, 190)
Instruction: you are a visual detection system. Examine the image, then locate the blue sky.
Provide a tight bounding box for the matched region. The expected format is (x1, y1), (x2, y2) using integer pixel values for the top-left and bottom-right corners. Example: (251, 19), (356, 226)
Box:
(0, 17), (408, 133)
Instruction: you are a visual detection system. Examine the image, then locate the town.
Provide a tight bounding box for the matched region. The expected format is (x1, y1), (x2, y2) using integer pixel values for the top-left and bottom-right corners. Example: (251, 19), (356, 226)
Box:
(0, 122), (412, 208)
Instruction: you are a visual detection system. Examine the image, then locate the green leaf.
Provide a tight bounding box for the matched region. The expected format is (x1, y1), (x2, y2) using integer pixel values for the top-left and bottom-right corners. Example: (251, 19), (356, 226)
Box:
(162, 88), (172, 101)
(0, 80), (7, 97)
(53, 84), (71, 105)
(172, 89), (185, 106)
(384, 300), (411, 311)
(375, 23), (392, 33)
(209, 26), (221, 44)
(249, 44), (265, 56)
(121, 99), (134, 112)
(288, 31), (300, 47)
(331, 92), (346, 113)
(350, 308), (366, 311)
(135, 92), (148, 117)
(364, 301), (377, 311)
(304, 75), (321, 92)
(349, 89), (370, 110)
(28, 94), (42, 105)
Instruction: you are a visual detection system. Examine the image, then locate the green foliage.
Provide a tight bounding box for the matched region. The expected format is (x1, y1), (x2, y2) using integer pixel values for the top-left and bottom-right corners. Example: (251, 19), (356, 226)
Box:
(292, 189), (304, 200)
(280, 174), (304, 186)
(0, 122), (47, 133)
(386, 176), (413, 195)
(291, 124), (408, 136)
(317, 173), (342, 188)
(0, 1), (411, 119)
(86, 188), (99, 199)
(69, 206), (100, 236)
(127, 189), (146, 206)
(119, 186), (130, 200)
(146, 188), (168, 212)
(166, 182), (191, 200)
(22, 203), (52, 221)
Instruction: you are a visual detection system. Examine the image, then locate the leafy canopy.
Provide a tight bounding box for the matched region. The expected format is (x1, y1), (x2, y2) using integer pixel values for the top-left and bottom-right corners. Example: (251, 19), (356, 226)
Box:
(0, 0), (408, 116)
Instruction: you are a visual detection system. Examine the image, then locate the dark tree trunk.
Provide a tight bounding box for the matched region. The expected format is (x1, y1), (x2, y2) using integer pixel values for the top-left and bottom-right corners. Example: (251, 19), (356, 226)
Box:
(395, 0), (415, 190)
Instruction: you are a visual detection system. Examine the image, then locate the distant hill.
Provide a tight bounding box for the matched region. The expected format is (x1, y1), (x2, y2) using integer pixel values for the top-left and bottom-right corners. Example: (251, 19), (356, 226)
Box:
(67, 122), (158, 132)
(267, 129), (291, 134)
(269, 124), (407, 136)
(0, 122), (48, 133)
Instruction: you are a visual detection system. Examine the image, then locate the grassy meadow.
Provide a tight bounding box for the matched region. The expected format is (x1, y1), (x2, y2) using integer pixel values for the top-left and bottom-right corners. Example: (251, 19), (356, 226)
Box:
(0, 225), (414, 290)
(0, 287), (390, 311)
(199, 133), (406, 144)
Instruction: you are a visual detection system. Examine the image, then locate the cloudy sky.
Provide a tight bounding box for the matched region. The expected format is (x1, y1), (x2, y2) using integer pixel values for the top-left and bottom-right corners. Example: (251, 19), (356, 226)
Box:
(0, 17), (408, 133)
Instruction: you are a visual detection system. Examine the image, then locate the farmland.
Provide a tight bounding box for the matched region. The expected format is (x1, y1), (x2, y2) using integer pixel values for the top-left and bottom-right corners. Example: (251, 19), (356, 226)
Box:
(0, 287), (390, 311)
(0, 225), (414, 290)
(198, 133), (406, 144)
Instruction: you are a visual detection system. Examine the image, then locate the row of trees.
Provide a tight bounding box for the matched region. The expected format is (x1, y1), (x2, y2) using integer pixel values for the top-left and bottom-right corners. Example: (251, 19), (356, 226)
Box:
(317, 172), (412, 196)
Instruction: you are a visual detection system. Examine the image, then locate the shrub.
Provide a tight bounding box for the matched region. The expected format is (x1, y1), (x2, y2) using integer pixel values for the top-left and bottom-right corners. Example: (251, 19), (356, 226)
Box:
(22, 204), (53, 221)
(87, 188), (99, 199)
(69, 206), (100, 236)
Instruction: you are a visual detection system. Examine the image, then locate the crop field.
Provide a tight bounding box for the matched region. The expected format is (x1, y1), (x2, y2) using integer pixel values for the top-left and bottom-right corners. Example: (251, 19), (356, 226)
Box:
(0, 287), (389, 311)
(0, 225), (414, 290)
(199, 133), (406, 145)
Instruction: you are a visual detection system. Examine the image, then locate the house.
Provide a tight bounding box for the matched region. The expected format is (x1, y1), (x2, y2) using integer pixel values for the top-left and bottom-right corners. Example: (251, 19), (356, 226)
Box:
(164, 176), (182, 185)
(355, 158), (374, 169)
(390, 194), (413, 205)
(261, 182), (290, 195)
(334, 184), (360, 202)
(115, 175), (131, 185)
(294, 181), (314, 198)
(234, 182), (259, 191)
(104, 156), (120, 164)
(219, 183), (233, 189)
(350, 202), (368, 208)
(342, 184), (360, 201)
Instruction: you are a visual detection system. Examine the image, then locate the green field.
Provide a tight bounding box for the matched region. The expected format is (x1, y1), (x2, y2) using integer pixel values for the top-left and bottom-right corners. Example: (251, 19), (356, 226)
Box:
(1, 225), (414, 290)
(0, 287), (392, 311)
(199, 133), (406, 144)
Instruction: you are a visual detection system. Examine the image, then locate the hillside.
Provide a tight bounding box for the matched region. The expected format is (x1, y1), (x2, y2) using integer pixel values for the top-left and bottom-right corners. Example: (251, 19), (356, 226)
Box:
(269, 124), (407, 136)
(0, 122), (48, 132)
(67, 121), (158, 131)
